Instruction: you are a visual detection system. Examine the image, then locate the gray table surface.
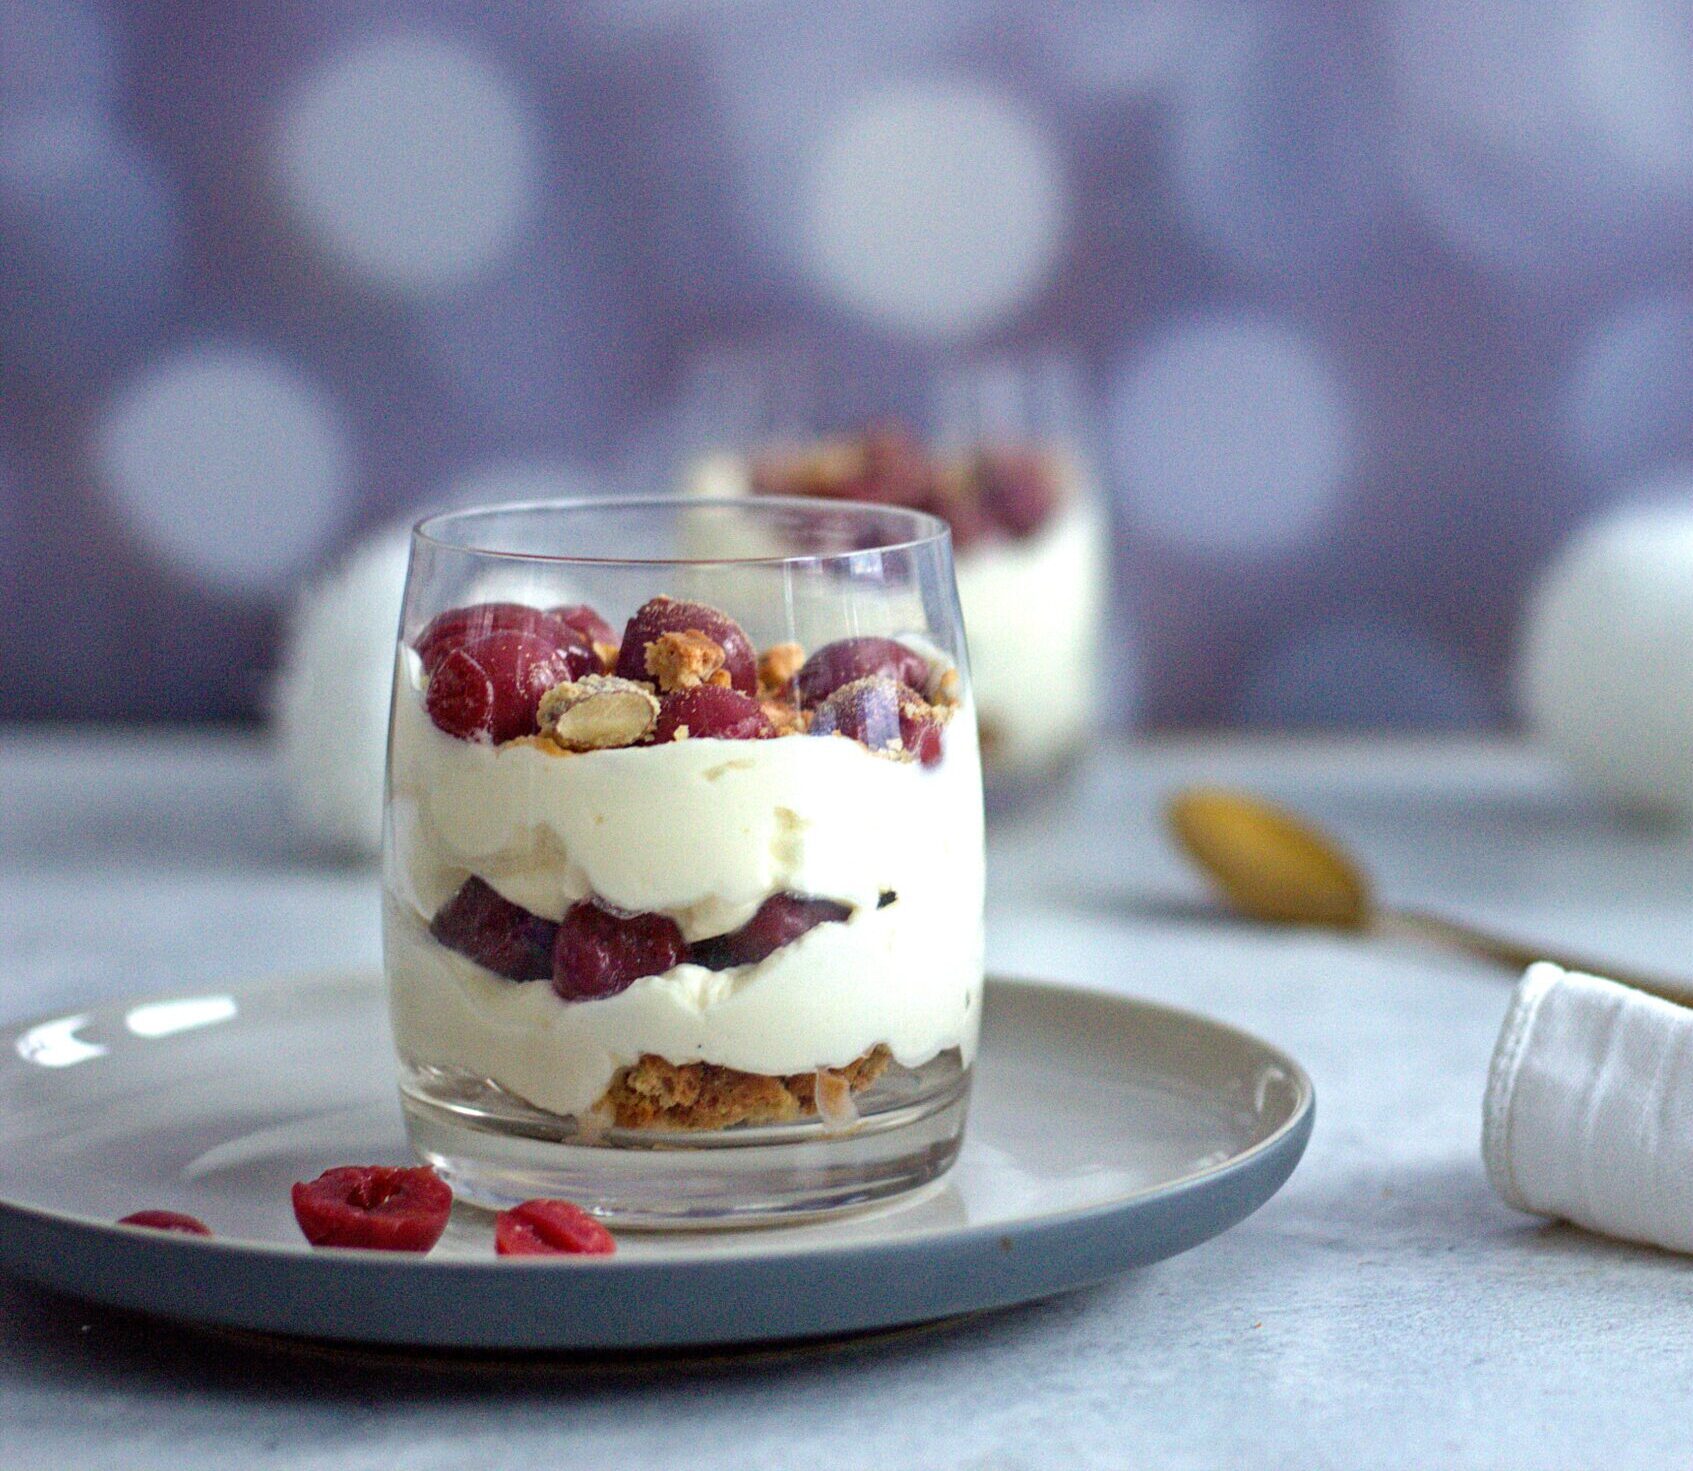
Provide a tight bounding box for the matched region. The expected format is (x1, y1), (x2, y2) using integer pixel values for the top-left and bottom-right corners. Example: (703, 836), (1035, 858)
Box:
(4, 727), (1693, 1470)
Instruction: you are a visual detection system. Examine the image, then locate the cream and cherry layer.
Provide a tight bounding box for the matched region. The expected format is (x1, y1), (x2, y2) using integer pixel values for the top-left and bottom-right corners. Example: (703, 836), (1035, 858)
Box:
(386, 594), (983, 1122)
(691, 428), (1105, 770)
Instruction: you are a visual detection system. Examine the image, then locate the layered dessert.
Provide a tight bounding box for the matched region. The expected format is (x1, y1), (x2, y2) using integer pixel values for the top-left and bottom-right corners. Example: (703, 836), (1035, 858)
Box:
(385, 594), (984, 1134)
(690, 428), (1106, 774)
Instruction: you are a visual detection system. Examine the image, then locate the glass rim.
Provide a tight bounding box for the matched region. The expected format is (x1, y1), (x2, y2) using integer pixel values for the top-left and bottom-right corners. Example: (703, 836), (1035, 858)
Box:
(411, 494), (954, 568)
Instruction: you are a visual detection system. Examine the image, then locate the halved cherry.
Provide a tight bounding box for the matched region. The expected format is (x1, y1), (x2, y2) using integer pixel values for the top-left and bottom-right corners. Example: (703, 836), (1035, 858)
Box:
(414, 602), (591, 676)
(291, 1165), (453, 1252)
(547, 603), (617, 652)
(430, 877), (557, 982)
(653, 685), (775, 743)
(494, 1198), (615, 1257)
(793, 637), (930, 708)
(691, 894), (852, 970)
(118, 1210), (210, 1236)
(425, 630), (585, 743)
(553, 902), (689, 1001)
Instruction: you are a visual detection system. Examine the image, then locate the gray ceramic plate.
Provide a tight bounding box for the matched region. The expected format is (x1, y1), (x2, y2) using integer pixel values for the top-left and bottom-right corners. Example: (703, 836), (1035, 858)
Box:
(0, 973), (1312, 1349)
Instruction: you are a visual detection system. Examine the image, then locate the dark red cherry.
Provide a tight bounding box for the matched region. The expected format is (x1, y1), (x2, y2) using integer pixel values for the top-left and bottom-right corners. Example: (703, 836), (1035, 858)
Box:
(429, 878), (557, 982)
(976, 449), (1059, 539)
(808, 676), (906, 754)
(691, 894), (853, 970)
(425, 631), (584, 743)
(414, 602), (591, 676)
(653, 685), (775, 743)
(794, 637), (930, 708)
(548, 603), (617, 652)
(290, 1166), (453, 1252)
(615, 597), (757, 694)
(552, 902), (689, 1001)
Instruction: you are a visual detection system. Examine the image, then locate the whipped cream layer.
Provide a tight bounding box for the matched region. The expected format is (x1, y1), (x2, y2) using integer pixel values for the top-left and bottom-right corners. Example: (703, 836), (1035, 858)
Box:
(385, 660), (985, 1118)
(686, 452), (1106, 774)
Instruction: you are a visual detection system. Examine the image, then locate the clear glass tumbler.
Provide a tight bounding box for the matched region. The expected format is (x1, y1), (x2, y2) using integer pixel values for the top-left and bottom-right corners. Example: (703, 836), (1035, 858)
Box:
(384, 497), (984, 1225)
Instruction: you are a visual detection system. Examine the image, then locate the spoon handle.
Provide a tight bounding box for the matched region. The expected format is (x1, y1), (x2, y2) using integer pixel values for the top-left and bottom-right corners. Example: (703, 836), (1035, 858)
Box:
(1381, 907), (1693, 1006)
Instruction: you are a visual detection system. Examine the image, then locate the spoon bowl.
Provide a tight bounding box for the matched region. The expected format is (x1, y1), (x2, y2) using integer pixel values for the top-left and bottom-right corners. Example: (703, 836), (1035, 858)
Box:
(1166, 787), (1371, 929)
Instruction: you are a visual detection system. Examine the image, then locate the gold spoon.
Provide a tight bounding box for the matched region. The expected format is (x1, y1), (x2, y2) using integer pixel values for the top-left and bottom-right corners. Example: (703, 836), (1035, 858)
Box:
(1166, 785), (1693, 1005)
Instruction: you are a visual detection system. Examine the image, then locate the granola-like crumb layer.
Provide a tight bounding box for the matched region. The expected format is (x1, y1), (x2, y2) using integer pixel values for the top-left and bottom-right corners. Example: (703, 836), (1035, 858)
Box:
(598, 1045), (891, 1130)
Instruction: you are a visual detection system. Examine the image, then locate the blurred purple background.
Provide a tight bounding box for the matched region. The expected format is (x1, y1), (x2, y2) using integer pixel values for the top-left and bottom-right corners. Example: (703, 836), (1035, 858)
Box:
(4, 0), (1692, 729)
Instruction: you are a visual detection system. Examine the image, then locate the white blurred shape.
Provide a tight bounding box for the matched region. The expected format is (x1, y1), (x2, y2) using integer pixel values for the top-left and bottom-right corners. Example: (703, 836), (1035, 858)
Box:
(1562, 291), (1693, 485)
(0, 112), (181, 377)
(802, 80), (1066, 338)
(1571, 0), (1693, 197)
(1240, 617), (1490, 729)
(1518, 487), (1693, 813)
(0, 0), (115, 114)
(271, 526), (411, 858)
(1390, 0), (1693, 282)
(1173, 7), (1387, 280)
(1109, 315), (1350, 555)
(95, 344), (351, 596)
(16, 1015), (105, 1069)
(276, 34), (535, 293)
(125, 996), (238, 1039)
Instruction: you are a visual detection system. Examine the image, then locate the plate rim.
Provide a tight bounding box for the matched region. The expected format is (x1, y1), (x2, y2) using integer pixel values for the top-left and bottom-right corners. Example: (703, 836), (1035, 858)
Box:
(0, 969), (1314, 1266)
(0, 971), (1315, 1346)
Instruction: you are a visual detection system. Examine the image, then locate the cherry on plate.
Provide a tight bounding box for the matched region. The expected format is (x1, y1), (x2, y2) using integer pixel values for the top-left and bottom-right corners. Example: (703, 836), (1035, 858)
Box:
(494, 1199), (616, 1257)
(118, 1210), (211, 1236)
(553, 902), (689, 1001)
(430, 877), (558, 982)
(653, 685), (775, 743)
(291, 1165), (453, 1252)
(615, 597), (757, 694)
(425, 630), (586, 743)
(793, 637), (929, 708)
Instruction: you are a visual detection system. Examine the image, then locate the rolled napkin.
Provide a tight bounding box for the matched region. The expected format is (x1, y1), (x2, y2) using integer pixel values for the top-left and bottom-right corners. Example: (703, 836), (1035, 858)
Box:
(1484, 961), (1693, 1253)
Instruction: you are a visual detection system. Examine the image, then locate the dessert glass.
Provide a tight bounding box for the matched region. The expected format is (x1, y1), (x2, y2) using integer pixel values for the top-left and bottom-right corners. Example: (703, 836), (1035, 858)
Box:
(384, 497), (985, 1225)
(670, 348), (1109, 793)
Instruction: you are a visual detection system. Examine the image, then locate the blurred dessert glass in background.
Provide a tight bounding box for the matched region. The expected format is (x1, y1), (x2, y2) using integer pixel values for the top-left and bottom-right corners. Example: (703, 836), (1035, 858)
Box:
(676, 351), (1110, 792)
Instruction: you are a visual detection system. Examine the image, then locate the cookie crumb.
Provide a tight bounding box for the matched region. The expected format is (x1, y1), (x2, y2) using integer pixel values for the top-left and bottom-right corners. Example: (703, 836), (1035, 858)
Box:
(645, 630), (727, 692)
(598, 1046), (891, 1130)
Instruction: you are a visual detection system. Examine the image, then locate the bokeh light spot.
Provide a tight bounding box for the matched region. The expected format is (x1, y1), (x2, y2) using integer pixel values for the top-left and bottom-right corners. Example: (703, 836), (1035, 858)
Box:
(802, 80), (1066, 339)
(1109, 314), (1351, 556)
(276, 34), (536, 294)
(94, 345), (351, 596)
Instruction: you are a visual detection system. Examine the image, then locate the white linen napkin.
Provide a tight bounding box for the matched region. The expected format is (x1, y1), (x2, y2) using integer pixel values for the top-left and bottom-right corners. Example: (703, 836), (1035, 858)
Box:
(1483, 961), (1693, 1253)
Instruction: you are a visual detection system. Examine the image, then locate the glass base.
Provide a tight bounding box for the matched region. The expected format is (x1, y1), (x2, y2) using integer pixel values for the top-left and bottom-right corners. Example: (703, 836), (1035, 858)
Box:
(398, 1052), (970, 1228)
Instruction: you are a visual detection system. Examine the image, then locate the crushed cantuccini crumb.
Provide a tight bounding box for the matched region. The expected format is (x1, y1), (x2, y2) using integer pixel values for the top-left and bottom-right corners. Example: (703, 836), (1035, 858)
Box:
(757, 641), (805, 696)
(598, 1046), (891, 1130)
(645, 630), (729, 692)
(502, 732), (577, 756)
(761, 700), (809, 737)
